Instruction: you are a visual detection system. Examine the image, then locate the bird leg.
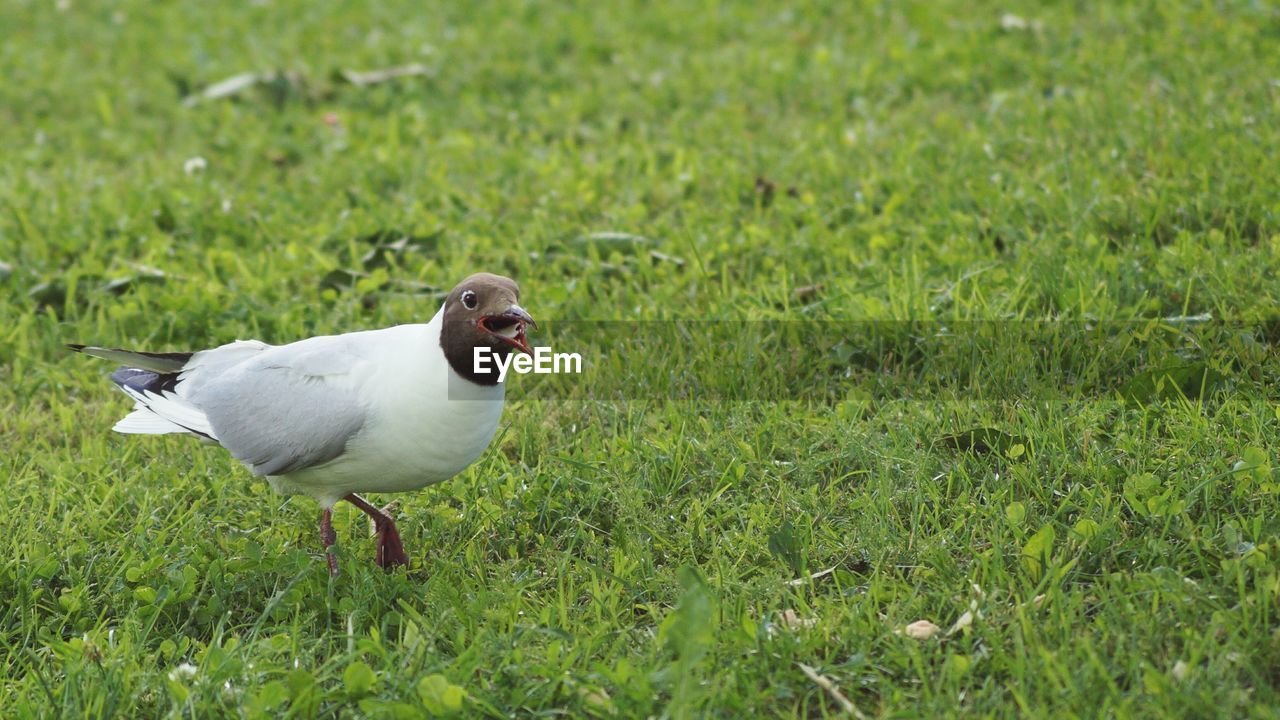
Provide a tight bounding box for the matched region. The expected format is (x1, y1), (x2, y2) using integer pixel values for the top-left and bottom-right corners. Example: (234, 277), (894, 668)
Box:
(343, 494), (410, 570)
(320, 508), (340, 576)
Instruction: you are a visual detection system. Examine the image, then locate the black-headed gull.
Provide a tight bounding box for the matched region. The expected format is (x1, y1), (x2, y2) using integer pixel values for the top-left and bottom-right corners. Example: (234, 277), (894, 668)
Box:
(71, 273), (535, 575)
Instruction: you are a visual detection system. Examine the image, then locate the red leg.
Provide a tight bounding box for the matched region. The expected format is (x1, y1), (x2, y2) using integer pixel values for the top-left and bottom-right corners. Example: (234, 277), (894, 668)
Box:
(343, 494), (410, 570)
(320, 508), (340, 576)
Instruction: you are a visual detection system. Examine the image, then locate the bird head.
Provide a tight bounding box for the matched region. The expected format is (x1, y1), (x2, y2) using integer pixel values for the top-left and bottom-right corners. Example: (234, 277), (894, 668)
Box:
(439, 273), (537, 385)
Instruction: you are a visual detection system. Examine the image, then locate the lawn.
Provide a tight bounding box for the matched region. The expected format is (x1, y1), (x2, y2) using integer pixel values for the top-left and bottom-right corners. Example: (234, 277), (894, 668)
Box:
(2, 0), (1279, 716)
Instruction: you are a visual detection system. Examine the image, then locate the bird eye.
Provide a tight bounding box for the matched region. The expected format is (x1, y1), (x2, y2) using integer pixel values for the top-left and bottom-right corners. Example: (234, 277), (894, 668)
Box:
(461, 290), (478, 309)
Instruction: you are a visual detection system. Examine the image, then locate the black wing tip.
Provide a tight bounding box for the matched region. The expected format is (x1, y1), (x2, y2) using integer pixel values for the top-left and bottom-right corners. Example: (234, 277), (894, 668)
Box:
(110, 365), (184, 396)
(67, 343), (87, 352)
(110, 366), (155, 388)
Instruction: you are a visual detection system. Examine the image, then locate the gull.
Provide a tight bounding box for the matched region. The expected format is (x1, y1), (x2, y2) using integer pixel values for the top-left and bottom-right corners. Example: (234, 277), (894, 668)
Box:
(71, 273), (535, 575)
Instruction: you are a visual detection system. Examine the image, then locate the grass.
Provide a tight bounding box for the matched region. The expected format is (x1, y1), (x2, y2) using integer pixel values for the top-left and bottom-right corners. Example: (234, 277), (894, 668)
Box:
(2, 0), (1280, 716)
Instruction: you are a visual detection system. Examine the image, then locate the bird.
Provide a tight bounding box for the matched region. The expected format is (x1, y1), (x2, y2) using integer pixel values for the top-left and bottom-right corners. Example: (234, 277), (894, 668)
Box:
(70, 272), (535, 575)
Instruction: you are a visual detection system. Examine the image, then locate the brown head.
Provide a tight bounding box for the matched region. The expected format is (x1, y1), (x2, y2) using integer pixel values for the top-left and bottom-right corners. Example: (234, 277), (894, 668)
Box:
(439, 272), (536, 385)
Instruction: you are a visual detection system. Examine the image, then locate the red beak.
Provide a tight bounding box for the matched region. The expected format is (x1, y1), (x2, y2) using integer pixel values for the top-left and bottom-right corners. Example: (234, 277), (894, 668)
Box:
(478, 304), (536, 355)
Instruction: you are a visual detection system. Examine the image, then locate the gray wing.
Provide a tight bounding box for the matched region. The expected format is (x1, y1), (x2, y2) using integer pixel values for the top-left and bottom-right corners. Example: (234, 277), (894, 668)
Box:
(186, 340), (369, 477)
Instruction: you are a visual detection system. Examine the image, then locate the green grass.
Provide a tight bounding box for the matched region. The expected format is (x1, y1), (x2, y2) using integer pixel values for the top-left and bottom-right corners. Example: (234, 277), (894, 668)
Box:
(3, 0), (1280, 716)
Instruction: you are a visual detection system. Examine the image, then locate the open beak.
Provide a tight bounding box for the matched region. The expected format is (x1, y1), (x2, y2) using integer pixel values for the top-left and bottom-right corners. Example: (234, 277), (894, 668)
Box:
(478, 304), (536, 355)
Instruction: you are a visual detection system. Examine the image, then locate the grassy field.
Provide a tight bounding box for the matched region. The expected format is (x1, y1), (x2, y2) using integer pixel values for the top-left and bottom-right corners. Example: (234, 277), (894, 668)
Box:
(3, 0), (1280, 716)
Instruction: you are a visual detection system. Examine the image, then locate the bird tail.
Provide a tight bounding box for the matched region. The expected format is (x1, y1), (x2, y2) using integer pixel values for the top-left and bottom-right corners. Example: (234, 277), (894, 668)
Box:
(70, 344), (215, 439)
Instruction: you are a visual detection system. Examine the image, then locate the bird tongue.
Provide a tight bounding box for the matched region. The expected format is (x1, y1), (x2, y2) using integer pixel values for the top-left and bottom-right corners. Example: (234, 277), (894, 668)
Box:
(480, 316), (531, 355)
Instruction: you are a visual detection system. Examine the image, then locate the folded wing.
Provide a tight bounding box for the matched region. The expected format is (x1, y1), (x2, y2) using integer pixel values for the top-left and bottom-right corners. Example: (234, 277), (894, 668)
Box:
(76, 338), (370, 478)
(184, 339), (370, 477)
